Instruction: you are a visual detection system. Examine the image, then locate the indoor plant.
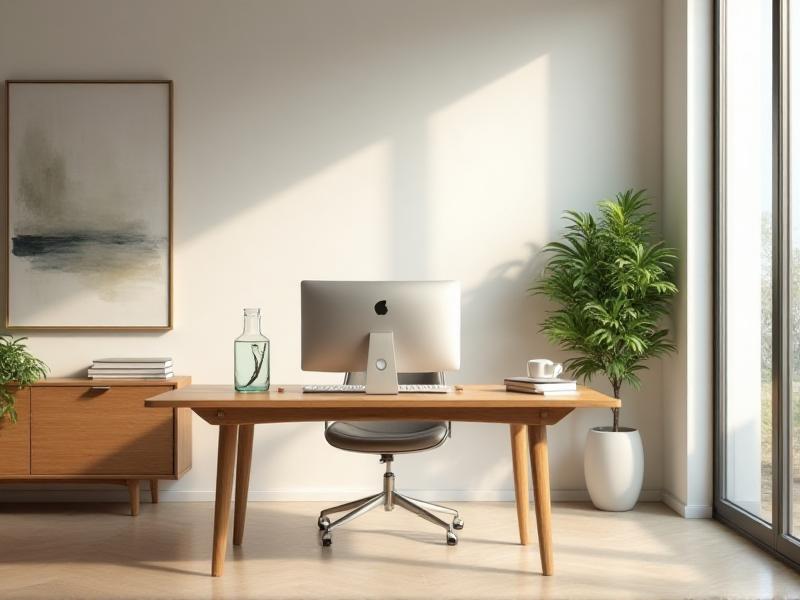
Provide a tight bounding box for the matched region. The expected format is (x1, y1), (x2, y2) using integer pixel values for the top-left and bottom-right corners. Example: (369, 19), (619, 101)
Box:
(533, 189), (678, 511)
(0, 336), (48, 423)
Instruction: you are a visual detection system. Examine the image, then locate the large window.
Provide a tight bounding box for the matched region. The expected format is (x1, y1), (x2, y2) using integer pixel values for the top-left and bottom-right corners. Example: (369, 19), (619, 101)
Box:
(721, 0), (773, 524)
(717, 0), (800, 564)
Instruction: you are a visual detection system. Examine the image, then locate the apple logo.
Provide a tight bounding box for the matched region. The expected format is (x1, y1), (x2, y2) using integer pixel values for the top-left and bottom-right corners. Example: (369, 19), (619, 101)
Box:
(374, 300), (388, 316)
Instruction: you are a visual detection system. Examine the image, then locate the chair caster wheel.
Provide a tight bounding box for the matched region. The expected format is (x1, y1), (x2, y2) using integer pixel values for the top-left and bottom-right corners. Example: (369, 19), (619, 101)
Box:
(318, 517), (330, 531)
(446, 531), (458, 546)
(321, 532), (332, 546)
(452, 517), (464, 530)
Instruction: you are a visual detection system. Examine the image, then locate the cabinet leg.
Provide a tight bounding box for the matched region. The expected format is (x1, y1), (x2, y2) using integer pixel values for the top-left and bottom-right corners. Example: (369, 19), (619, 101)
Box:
(127, 480), (140, 516)
(150, 479), (159, 504)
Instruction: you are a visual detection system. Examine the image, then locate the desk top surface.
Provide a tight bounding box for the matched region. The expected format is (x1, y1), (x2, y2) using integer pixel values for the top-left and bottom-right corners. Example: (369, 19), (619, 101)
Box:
(145, 384), (620, 409)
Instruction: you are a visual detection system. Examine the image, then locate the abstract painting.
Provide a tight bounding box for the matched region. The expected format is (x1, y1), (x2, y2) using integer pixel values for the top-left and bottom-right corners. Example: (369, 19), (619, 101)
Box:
(5, 81), (172, 329)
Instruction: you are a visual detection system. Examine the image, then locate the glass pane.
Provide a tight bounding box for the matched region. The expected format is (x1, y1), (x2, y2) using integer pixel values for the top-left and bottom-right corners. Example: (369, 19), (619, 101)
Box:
(723, 0), (773, 523)
(790, 0), (800, 539)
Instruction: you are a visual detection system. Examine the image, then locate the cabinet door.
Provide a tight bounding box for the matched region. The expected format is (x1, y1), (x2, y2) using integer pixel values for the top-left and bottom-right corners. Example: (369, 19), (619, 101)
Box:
(0, 388), (30, 475)
(31, 386), (173, 476)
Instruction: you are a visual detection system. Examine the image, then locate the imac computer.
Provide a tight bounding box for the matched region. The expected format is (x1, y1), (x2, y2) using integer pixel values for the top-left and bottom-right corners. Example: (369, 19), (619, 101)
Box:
(301, 280), (461, 394)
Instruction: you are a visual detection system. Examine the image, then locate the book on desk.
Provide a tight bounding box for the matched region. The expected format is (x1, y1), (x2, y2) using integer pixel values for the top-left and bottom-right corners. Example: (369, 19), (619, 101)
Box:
(504, 376), (578, 395)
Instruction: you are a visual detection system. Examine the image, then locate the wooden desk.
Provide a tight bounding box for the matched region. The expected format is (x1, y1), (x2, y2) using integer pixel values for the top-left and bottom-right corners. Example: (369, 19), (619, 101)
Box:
(146, 384), (619, 577)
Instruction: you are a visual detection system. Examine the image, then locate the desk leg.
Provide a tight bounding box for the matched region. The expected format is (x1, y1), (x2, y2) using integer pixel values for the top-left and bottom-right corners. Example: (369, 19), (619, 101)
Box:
(509, 424), (530, 545)
(234, 424), (254, 546)
(528, 424), (553, 576)
(212, 425), (239, 577)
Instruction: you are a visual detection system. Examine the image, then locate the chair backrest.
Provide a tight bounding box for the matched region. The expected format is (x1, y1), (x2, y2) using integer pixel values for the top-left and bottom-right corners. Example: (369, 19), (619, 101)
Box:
(343, 372), (445, 385)
(334, 371), (451, 437)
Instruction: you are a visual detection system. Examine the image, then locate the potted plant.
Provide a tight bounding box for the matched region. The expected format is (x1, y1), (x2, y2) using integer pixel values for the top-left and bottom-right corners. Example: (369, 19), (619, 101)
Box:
(0, 336), (48, 424)
(533, 189), (678, 511)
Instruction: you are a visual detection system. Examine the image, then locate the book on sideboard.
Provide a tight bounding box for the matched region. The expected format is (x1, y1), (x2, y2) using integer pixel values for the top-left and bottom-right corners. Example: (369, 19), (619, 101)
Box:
(89, 367), (174, 373)
(87, 371), (175, 379)
(89, 357), (174, 379)
(92, 357), (173, 368)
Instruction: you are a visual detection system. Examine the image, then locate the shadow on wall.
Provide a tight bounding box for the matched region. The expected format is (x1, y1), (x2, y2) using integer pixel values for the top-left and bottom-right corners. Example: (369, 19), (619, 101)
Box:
(392, 244), (576, 494)
(459, 244), (551, 384)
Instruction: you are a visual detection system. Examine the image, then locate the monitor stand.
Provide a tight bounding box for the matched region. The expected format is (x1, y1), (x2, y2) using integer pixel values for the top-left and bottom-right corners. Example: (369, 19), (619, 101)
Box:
(365, 331), (398, 394)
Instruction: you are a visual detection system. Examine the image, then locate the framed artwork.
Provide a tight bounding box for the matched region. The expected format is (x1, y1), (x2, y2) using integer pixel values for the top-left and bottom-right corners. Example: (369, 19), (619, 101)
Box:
(5, 80), (172, 330)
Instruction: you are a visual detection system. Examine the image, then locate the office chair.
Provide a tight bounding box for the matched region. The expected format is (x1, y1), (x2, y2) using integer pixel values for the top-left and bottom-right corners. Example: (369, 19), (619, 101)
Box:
(317, 372), (464, 546)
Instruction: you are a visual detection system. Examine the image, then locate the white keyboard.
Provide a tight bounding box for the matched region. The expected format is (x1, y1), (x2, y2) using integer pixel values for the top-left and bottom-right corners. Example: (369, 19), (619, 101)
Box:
(302, 384), (452, 394)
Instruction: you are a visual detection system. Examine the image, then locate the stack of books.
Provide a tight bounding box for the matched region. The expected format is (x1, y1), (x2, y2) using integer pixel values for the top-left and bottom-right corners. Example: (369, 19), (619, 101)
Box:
(88, 357), (174, 380)
(504, 376), (577, 395)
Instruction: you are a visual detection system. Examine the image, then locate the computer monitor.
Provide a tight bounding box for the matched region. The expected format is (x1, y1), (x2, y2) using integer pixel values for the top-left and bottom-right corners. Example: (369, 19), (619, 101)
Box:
(301, 280), (461, 394)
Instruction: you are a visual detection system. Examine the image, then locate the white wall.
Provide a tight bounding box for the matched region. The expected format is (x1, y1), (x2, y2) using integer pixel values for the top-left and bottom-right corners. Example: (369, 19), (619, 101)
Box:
(661, 0), (713, 518)
(0, 0), (665, 501)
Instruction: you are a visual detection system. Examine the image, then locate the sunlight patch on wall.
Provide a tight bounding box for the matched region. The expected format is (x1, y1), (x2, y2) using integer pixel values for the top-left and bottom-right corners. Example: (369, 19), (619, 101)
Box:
(426, 56), (550, 287)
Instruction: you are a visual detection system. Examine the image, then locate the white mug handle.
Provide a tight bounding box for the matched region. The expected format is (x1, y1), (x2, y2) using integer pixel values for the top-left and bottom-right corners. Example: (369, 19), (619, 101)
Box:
(552, 363), (563, 378)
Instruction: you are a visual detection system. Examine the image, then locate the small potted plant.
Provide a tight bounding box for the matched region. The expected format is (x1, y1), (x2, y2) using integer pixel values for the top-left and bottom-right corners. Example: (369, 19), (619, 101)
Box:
(0, 336), (48, 424)
(533, 190), (678, 511)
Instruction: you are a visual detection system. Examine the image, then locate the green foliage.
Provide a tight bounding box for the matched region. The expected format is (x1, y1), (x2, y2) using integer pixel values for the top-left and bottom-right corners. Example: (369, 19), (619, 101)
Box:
(0, 336), (48, 423)
(532, 190), (678, 428)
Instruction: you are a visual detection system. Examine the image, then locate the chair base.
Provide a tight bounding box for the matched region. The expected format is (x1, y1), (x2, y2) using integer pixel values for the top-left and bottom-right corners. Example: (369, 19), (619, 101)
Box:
(317, 455), (464, 546)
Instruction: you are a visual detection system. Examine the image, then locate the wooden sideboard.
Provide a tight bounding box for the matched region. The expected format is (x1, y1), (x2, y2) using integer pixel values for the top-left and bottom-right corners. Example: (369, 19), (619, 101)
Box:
(0, 376), (191, 515)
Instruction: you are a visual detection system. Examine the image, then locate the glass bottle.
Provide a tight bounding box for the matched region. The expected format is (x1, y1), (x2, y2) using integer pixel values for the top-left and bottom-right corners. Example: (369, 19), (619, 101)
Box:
(234, 308), (270, 392)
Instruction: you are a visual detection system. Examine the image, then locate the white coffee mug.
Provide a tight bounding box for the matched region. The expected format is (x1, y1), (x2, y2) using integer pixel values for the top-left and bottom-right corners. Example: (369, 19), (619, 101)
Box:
(527, 359), (563, 379)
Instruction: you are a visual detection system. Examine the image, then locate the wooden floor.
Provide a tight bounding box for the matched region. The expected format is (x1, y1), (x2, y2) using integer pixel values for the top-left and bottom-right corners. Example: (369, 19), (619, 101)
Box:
(1, 501), (799, 599)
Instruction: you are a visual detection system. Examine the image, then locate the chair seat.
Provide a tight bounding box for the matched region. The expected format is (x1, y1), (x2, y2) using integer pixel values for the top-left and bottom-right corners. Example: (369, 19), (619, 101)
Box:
(325, 420), (448, 453)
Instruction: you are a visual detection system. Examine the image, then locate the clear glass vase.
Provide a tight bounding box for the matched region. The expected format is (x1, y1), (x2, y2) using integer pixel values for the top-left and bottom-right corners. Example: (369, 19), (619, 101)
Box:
(234, 308), (270, 392)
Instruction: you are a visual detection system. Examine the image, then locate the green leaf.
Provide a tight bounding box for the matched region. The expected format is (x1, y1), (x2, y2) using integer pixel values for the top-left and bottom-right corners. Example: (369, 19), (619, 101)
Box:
(0, 335), (48, 424)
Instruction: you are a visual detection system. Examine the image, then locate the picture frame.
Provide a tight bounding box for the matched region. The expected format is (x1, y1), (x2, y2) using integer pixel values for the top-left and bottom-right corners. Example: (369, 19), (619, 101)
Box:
(4, 80), (173, 330)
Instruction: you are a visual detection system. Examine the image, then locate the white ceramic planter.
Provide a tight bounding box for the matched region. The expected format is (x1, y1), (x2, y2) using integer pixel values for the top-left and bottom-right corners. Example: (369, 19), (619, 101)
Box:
(584, 426), (644, 511)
